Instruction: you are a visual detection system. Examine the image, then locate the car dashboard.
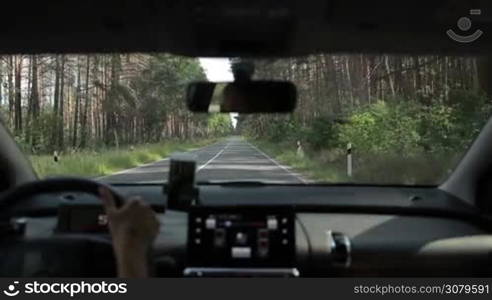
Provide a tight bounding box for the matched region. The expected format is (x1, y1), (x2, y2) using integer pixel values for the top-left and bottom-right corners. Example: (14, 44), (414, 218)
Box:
(2, 184), (492, 277)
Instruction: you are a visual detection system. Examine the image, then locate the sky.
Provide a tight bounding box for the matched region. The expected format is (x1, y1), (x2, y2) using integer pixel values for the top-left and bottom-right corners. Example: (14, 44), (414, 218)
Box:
(199, 58), (234, 81)
(198, 58), (238, 128)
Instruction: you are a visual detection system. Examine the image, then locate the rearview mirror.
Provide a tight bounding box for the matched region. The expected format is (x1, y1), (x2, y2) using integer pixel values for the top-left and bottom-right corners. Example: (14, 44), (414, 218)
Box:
(186, 81), (297, 113)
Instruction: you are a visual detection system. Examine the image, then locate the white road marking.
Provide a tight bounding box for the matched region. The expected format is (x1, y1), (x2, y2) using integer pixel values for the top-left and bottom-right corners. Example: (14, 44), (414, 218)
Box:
(197, 142), (229, 172)
(98, 139), (309, 184)
(97, 141), (224, 180)
(245, 141), (309, 184)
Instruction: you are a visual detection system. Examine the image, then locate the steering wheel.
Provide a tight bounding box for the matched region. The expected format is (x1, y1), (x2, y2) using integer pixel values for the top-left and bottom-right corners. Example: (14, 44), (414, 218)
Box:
(0, 177), (124, 219)
(0, 178), (126, 277)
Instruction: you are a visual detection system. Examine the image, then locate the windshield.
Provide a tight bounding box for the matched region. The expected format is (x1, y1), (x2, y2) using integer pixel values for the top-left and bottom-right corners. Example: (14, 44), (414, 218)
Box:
(1, 54), (489, 185)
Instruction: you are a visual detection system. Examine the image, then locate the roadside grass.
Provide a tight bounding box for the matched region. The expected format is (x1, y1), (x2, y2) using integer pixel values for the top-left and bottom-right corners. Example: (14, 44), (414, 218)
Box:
(30, 139), (216, 178)
(252, 140), (349, 183)
(250, 139), (460, 185)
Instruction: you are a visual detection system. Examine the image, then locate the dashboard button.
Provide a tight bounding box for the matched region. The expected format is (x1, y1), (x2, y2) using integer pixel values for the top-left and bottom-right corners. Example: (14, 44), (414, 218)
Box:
(231, 247), (252, 259)
(235, 232), (248, 245)
(267, 217), (278, 230)
(214, 229), (226, 247)
(206, 217), (216, 229)
(258, 238), (269, 258)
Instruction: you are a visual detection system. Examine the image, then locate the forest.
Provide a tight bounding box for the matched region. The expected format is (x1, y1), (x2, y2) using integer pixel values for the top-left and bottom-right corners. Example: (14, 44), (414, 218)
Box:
(1, 52), (491, 184)
(240, 55), (492, 184)
(0, 54), (232, 177)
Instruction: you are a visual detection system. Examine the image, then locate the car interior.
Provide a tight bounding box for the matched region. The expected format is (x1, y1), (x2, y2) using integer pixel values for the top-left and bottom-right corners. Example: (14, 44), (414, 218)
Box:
(1, 0), (492, 278)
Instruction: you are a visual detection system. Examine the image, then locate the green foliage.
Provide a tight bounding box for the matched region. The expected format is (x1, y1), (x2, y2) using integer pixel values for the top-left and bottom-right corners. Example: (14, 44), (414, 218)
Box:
(207, 114), (233, 136)
(245, 90), (491, 185)
(13, 111), (58, 154)
(110, 54), (209, 144)
(263, 118), (301, 143)
(242, 116), (329, 148)
(6, 53), (225, 153)
(244, 115), (342, 151)
(338, 101), (421, 156)
(304, 117), (339, 150)
(419, 90), (491, 153)
(337, 92), (490, 157)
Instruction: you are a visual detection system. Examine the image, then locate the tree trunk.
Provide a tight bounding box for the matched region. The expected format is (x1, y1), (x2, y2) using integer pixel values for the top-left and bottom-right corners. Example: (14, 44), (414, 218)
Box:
(72, 57), (82, 148)
(80, 55), (91, 148)
(385, 55), (396, 98)
(7, 57), (14, 128)
(57, 55), (66, 150)
(29, 55), (40, 149)
(51, 55), (61, 150)
(14, 56), (23, 136)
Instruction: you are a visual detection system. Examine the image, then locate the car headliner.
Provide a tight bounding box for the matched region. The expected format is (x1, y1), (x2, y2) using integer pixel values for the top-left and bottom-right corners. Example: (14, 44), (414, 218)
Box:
(1, 0), (492, 57)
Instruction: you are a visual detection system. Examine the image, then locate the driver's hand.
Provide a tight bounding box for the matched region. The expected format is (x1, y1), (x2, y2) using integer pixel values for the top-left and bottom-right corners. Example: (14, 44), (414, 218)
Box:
(99, 187), (159, 278)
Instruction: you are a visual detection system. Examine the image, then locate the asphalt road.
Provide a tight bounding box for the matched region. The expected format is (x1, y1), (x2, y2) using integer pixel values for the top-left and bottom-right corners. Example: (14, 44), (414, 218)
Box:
(99, 137), (307, 184)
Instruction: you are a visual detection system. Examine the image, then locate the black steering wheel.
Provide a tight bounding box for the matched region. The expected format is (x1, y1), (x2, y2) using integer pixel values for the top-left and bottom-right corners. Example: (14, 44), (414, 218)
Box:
(0, 177), (124, 219)
(0, 178), (126, 277)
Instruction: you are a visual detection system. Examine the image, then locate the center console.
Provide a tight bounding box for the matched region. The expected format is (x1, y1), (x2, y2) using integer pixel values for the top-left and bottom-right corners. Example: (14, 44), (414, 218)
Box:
(184, 207), (298, 277)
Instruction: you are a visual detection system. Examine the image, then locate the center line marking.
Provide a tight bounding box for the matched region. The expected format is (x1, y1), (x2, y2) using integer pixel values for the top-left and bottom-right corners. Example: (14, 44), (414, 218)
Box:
(197, 142), (230, 172)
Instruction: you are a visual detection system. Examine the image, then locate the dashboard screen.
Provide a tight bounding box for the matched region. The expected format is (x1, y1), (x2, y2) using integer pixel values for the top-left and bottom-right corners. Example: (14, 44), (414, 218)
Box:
(187, 208), (295, 267)
(57, 205), (108, 233)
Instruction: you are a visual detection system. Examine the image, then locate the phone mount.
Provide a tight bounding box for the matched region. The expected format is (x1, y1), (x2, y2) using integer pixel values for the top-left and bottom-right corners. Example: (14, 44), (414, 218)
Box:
(164, 153), (199, 210)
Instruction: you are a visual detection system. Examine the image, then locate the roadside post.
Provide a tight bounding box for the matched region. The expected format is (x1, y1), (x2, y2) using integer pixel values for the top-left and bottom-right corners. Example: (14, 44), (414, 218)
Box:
(296, 140), (304, 158)
(347, 143), (352, 177)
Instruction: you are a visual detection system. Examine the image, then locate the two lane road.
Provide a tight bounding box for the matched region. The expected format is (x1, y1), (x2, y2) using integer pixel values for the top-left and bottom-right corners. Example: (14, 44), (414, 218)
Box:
(99, 137), (307, 184)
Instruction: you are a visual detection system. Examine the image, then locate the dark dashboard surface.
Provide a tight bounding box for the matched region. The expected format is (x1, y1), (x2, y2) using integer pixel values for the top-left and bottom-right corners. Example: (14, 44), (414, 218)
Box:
(4, 184), (492, 277)
(15, 184), (479, 216)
